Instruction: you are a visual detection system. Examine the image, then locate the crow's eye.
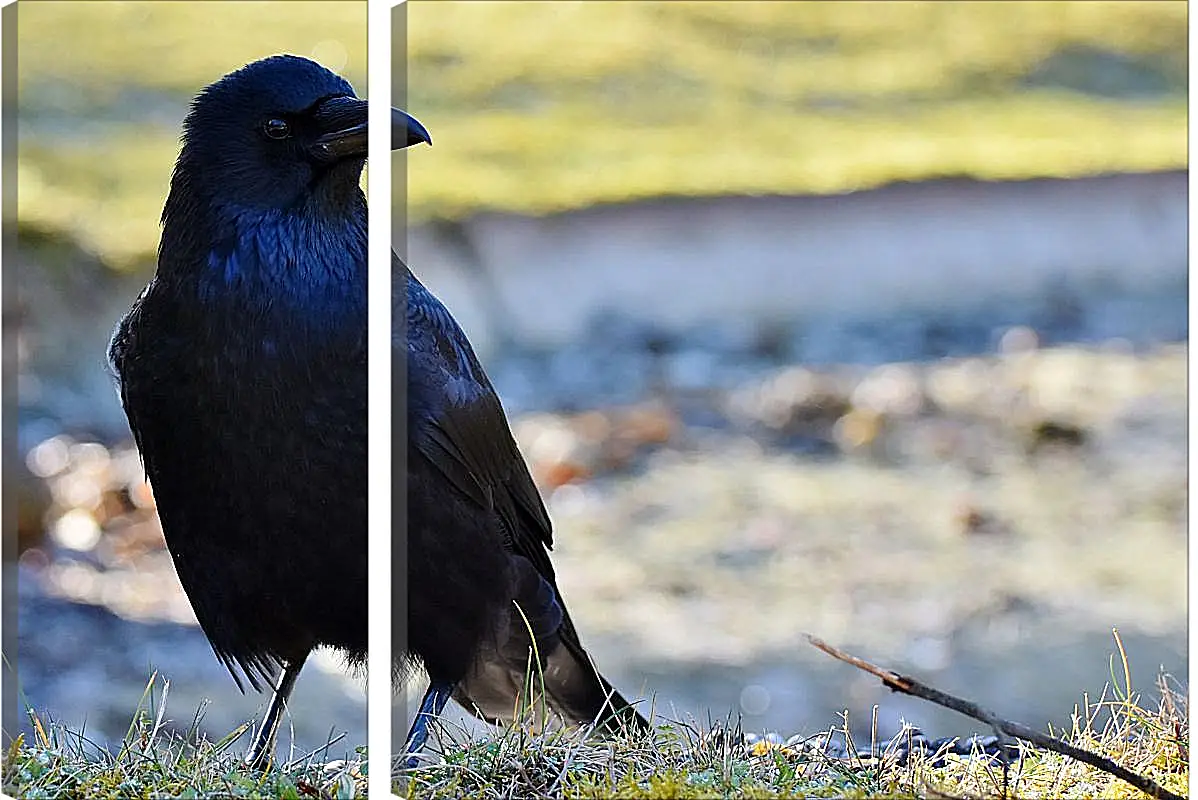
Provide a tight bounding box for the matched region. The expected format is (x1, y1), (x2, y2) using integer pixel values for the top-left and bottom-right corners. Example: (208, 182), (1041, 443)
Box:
(262, 118), (291, 140)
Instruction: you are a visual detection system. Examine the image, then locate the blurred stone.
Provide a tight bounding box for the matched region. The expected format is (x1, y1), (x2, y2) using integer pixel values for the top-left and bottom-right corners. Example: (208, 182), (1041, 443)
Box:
(540, 460), (591, 491)
(834, 408), (883, 452)
(726, 366), (852, 443)
(573, 410), (612, 443)
(1024, 348), (1094, 419)
(953, 502), (1008, 538)
(130, 479), (156, 510)
(26, 435), (73, 478)
(511, 401), (679, 488)
(100, 517), (168, 567)
(516, 413), (590, 469)
(1025, 418), (1088, 453)
(851, 363), (925, 417)
(95, 485), (135, 525)
(925, 359), (993, 414)
(999, 325), (1040, 355)
(739, 684), (771, 715)
(617, 402), (677, 447)
(51, 509), (102, 552)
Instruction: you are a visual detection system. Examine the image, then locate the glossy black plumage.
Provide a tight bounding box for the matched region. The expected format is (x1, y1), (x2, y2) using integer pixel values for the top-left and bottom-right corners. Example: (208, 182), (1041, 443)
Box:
(110, 54), (645, 769)
(110, 56), (371, 697)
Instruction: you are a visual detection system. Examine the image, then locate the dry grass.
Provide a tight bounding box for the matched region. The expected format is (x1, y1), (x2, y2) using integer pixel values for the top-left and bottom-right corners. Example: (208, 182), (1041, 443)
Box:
(398, 656), (1187, 799)
(3, 650), (1186, 798)
(915, 672), (1188, 799)
(2, 675), (366, 799)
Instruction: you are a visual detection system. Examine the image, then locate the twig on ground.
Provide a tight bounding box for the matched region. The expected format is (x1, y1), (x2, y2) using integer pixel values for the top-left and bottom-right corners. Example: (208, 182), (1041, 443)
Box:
(806, 634), (1184, 800)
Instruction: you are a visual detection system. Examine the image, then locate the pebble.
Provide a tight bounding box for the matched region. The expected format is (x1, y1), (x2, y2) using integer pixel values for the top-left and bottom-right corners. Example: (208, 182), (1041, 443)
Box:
(737, 727), (1021, 766)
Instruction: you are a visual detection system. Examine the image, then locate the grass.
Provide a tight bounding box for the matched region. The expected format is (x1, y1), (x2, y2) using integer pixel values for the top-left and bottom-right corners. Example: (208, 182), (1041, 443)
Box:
(402, 1), (1187, 220)
(398, 646), (1189, 799)
(4, 652), (1187, 799)
(399, 715), (898, 798)
(15, 2), (366, 96)
(3, 674), (367, 799)
(16, 1), (1188, 268)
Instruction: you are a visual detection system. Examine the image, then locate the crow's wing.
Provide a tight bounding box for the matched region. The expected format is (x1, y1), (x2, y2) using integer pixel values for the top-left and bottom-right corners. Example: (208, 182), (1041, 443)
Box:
(400, 258), (555, 570)
(399, 257), (646, 730)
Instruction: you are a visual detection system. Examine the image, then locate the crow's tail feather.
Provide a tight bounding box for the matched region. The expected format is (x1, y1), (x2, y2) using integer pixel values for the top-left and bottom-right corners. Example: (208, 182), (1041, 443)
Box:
(546, 636), (650, 734)
(452, 634), (649, 735)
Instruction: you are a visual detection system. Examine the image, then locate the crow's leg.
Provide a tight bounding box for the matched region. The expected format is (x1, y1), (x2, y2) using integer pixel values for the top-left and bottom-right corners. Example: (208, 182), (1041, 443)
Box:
(400, 680), (455, 769)
(245, 653), (309, 770)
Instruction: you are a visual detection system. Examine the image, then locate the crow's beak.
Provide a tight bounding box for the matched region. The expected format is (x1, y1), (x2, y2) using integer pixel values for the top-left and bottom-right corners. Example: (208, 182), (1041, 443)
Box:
(395, 108), (433, 149)
(311, 97), (431, 161)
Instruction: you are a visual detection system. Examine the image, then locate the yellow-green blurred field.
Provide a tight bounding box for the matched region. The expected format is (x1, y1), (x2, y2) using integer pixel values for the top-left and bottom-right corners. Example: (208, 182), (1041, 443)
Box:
(405, 1), (1186, 217)
(17, 1), (1188, 268)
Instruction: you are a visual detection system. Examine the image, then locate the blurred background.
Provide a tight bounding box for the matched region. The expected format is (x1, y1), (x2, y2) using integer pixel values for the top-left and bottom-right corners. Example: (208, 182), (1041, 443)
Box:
(397, 0), (1186, 744)
(8, 0), (1186, 761)
(11, 0), (368, 759)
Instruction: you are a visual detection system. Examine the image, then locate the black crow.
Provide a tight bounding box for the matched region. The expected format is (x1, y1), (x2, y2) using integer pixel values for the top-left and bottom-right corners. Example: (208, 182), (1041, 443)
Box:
(109, 53), (645, 771)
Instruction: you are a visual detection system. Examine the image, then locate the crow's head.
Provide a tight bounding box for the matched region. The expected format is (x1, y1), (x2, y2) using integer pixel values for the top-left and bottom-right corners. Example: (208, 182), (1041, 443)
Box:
(171, 54), (430, 214)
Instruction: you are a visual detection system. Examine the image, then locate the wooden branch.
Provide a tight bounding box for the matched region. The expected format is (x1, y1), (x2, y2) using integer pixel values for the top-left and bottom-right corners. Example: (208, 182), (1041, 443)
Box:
(806, 634), (1183, 800)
